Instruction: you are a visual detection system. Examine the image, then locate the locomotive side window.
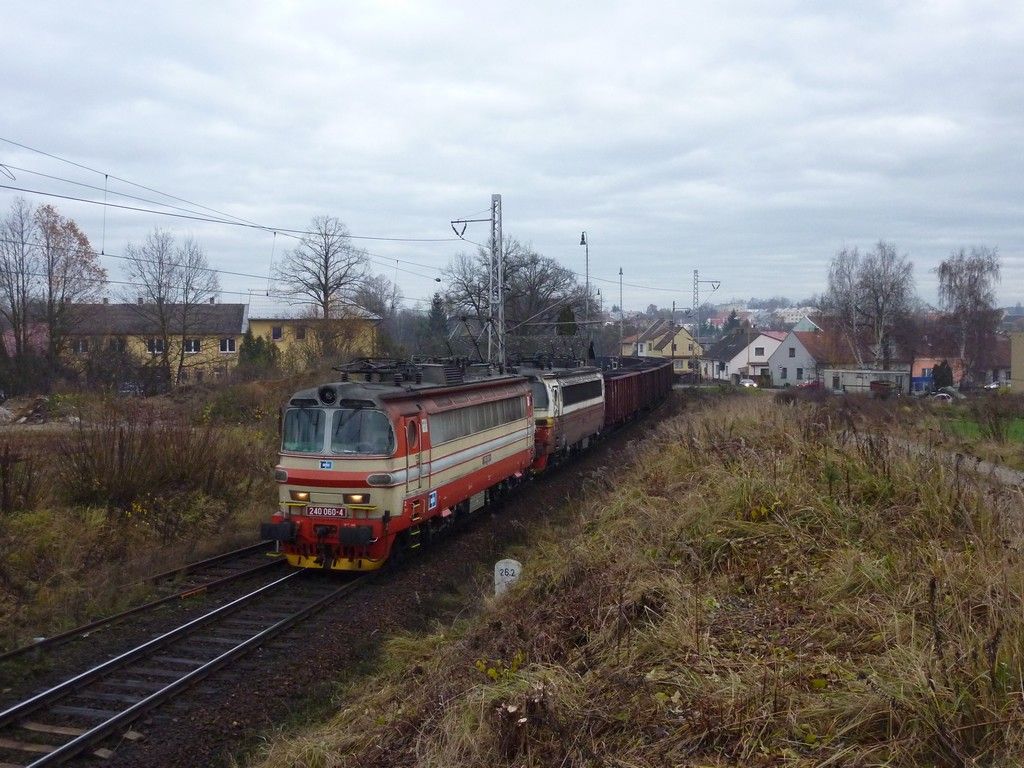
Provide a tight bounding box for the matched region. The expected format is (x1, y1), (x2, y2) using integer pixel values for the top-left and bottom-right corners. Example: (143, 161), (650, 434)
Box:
(562, 379), (603, 406)
(407, 420), (419, 450)
(330, 409), (395, 455)
(530, 381), (549, 410)
(282, 408), (326, 453)
(431, 396), (526, 445)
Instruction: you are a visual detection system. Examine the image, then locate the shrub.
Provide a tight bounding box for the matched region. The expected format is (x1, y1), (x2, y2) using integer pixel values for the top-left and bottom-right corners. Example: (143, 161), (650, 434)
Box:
(969, 394), (1024, 442)
(58, 402), (267, 541)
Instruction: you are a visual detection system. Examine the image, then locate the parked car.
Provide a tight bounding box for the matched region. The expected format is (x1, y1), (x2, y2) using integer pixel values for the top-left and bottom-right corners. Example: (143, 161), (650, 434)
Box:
(797, 379), (822, 390)
(932, 392), (953, 403)
(937, 386), (966, 400)
(738, 378), (758, 388)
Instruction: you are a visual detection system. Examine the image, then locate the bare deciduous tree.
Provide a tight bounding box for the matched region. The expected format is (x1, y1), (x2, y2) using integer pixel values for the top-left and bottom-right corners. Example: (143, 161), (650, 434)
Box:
(858, 241), (914, 367)
(173, 237), (219, 382)
(354, 273), (403, 354)
(276, 216), (367, 319)
(123, 229), (219, 387)
(937, 246), (1001, 382)
(0, 198), (41, 358)
(823, 241), (914, 368)
(35, 204), (106, 361)
(442, 238), (582, 358)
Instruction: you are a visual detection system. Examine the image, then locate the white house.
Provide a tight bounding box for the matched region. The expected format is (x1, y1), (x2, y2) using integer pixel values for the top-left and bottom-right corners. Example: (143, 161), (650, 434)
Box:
(702, 330), (787, 382)
(765, 331), (825, 386)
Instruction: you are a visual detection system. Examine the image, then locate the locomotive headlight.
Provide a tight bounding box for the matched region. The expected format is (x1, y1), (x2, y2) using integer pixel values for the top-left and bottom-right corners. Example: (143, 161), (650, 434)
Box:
(274, 468), (288, 482)
(366, 473), (394, 487)
(343, 493), (369, 504)
(290, 490), (310, 502)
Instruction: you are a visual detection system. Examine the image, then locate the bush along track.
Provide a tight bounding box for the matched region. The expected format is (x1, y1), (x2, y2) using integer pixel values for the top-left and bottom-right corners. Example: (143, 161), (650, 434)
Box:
(249, 395), (1024, 768)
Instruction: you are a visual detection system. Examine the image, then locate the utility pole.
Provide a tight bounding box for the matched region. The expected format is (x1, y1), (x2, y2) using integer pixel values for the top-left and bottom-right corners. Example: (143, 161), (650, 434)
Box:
(491, 194), (504, 367)
(450, 196), (504, 367)
(693, 269), (721, 381)
(580, 232), (589, 351)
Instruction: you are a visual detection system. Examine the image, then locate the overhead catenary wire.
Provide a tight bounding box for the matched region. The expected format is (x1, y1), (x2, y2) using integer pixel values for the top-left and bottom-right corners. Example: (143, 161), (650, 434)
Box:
(0, 236), (442, 293)
(0, 182), (459, 244)
(2, 138), (712, 304)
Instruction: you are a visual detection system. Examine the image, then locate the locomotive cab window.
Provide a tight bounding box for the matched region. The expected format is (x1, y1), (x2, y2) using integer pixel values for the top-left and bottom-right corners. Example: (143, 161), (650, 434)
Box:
(282, 408), (326, 453)
(530, 381), (549, 410)
(331, 409), (395, 455)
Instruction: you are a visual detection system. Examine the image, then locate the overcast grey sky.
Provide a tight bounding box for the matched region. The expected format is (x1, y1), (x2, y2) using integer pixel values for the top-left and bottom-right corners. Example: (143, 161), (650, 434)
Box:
(2, 1), (1023, 314)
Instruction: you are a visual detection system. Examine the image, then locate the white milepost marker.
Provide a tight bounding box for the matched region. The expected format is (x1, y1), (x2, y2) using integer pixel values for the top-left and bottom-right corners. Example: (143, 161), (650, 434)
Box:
(494, 558), (522, 596)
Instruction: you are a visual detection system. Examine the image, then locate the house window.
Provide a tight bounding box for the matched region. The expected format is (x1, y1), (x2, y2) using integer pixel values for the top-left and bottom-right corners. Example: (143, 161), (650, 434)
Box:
(184, 338), (200, 354)
(147, 338), (165, 355)
(796, 368), (803, 380)
(922, 367), (932, 377)
(754, 347), (764, 356)
(73, 338), (89, 355)
(688, 344), (693, 352)
(109, 337), (126, 353)
(780, 367), (788, 380)
(296, 326), (306, 340)
(220, 338), (236, 353)
(833, 375), (840, 389)
(788, 347), (795, 358)
(272, 326), (283, 341)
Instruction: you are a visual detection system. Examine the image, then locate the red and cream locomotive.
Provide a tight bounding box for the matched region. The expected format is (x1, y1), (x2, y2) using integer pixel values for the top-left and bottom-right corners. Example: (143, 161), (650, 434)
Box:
(262, 357), (672, 571)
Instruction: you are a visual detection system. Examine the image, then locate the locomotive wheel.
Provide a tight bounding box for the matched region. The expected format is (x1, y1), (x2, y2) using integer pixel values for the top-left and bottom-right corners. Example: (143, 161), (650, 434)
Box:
(387, 532), (409, 571)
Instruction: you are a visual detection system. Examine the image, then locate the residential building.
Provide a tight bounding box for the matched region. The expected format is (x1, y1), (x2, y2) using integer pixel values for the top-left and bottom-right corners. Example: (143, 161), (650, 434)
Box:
(621, 319), (703, 375)
(248, 310), (379, 362)
(66, 301), (248, 383)
(64, 301), (380, 385)
(701, 329), (786, 382)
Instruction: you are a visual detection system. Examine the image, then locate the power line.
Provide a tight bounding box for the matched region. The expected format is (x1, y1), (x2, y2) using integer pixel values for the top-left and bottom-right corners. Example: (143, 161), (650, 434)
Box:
(0, 182), (458, 244)
(1, 139), (705, 300)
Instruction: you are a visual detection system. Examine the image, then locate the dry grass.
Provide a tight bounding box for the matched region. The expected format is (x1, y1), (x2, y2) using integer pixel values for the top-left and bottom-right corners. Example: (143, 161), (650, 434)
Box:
(0, 386), (285, 651)
(248, 395), (1024, 768)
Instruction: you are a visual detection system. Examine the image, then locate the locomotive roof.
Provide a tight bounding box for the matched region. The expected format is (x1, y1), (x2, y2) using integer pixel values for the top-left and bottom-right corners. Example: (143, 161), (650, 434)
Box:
(519, 366), (602, 381)
(287, 372), (527, 409)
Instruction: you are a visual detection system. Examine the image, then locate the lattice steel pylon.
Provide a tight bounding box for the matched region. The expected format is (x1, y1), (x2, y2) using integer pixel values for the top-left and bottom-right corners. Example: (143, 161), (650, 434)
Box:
(489, 194), (505, 367)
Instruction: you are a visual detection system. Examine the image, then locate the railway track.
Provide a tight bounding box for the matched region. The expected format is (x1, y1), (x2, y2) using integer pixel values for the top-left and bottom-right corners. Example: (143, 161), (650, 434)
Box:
(0, 570), (368, 767)
(0, 542), (283, 665)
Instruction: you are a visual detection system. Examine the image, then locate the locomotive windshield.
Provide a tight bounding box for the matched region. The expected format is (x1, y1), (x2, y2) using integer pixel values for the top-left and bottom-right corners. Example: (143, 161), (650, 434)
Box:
(281, 407), (395, 455)
(331, 408), (395, 455)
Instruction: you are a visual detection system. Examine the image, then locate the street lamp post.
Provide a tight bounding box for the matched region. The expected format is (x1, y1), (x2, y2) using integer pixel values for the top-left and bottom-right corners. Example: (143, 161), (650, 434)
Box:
(618, 267), (623, 353)
(580, 232), (589, 351)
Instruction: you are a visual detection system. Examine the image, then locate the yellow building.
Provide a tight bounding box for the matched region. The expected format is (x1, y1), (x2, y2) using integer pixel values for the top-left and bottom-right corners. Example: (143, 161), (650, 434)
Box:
(247, 313), (380, 363)
(64, 303), (380, 386)
(67, 301), (246, 385)
(621, 319), (703, 374)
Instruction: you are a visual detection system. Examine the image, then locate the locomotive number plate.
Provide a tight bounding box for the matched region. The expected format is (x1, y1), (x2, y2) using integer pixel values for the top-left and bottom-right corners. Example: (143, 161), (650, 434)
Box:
(306, 506), (348, 518)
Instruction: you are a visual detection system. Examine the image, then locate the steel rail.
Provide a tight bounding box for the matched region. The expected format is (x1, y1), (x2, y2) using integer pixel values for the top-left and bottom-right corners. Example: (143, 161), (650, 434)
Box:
(139, 540), (274, 586)
(0, 558), (285, 664)
(0, 571), (303, 730)
(24, 575), (369, 767)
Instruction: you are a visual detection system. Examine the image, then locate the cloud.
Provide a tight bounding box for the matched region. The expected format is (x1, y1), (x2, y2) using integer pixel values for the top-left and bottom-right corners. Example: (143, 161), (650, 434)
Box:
(1, 0), (1022, 311)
